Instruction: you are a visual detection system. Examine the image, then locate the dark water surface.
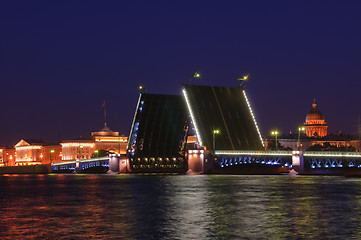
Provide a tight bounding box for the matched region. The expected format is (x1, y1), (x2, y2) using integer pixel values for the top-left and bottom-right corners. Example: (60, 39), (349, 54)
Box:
(1, 174), (361, 239)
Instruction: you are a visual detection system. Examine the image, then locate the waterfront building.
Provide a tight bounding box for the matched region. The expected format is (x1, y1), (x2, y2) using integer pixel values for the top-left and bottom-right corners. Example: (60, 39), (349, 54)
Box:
(0, 148), (3, 166)
(14, 139), (62, 165)
(61, 124), (128, 161)
(0, 147), (16, 166)
(14, 139), (44, 165)
(61, 140), (95, 161)
(92, 124), (127, 154)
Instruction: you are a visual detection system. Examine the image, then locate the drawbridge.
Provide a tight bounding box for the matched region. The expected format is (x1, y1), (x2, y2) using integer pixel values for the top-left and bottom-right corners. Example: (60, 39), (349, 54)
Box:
(127, 93), (189, 173)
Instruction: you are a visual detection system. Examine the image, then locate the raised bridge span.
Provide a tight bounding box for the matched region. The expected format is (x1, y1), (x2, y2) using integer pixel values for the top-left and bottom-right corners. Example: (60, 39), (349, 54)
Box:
(50, 84), (361, 176)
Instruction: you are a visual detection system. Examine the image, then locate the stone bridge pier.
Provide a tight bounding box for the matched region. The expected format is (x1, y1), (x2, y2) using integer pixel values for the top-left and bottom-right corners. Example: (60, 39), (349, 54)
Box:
(109, 154), (128, 173)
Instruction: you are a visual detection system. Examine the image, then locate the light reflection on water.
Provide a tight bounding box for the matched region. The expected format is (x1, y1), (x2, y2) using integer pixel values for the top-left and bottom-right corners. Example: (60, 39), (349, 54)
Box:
(1, 174), (361, 239)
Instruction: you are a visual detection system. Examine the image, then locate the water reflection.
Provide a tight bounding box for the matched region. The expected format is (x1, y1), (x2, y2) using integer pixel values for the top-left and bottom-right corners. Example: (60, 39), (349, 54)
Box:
(1, 174), (361, 239)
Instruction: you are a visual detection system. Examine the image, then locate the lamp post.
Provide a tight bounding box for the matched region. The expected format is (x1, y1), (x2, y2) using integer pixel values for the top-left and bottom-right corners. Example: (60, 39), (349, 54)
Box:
(50, 149), (55, 163)
(119, 137), (121, 154)
(237, 74), (249, 87)
(213, 129), (220, 153)
(79, 145), (83, 160)
(271, 130), (279, 150)
(188, 71), (201, 84)
(297, 127), (305, 149)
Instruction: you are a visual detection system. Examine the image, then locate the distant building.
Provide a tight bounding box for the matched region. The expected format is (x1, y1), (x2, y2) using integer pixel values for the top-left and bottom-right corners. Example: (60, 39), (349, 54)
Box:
(92, 124), (127, 154)
(61, 140), (95, 161)
(0, 147), (16, 166)
(61, 124), (128, 161)
(265, 99), (360, 152)
(304, 99), (328, 137)
(14, 139), (62, 166)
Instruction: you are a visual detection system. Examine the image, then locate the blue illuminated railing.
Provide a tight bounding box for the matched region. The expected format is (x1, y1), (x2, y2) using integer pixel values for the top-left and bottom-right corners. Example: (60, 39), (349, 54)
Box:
(215, 150), (292, 168)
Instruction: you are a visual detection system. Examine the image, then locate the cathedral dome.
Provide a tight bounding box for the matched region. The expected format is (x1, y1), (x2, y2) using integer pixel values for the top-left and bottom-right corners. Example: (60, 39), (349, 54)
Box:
(305, 99), (324, 121)
(304, 99), (327, 138)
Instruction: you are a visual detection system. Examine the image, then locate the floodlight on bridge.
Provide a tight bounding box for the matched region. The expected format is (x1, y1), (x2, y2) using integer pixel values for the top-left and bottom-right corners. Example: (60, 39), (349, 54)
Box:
(182, 88), (203, 147)
(243, 90), (265, 147)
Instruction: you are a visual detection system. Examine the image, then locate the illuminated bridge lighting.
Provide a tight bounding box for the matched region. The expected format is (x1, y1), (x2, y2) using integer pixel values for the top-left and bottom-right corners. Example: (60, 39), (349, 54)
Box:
(215, 150), (292, 156)
(242, 90), (264, 147)
(182, 88), (203, 147)
(304, 151), (361, 158)
(127, 93), (142, 150)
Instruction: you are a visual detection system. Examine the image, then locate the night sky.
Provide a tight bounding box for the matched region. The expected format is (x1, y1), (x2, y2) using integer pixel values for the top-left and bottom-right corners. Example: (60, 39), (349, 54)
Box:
(1, 1), (361, 146)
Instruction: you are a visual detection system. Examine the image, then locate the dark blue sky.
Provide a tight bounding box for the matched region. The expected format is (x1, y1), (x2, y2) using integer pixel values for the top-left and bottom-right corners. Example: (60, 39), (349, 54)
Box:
(1, 0), (361, 146)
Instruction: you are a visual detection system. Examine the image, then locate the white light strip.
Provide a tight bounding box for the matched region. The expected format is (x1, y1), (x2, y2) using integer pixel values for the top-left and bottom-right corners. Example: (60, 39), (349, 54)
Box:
(127, 93), (143, 150)
(215, 150), (292, 156)
(243, 90), (264, 147)
(182, 89), (203, 147)
(95, 138), (127, 142)
(61, 143), (95, 147)
(52, 161), (76, 166)
(15, 146), (42, 150)
(80, 156), (109, 163)
(304, 151), (361, 158)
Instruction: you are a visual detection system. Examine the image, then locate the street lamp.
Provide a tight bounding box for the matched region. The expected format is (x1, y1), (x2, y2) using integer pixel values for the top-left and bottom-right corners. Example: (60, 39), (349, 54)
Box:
(297, 127), (305, 149)
(213, 129), (220, 152)
(188, 71), (201, 84)
(119, 137), (122, 154)
(271, 130), (279, 150)
(79, 145), (83, 160)
(94, 150), (99, 158)
(237, 74), (249, 87)
(50, 149), (55, 163)
(138, 84), (148, 93)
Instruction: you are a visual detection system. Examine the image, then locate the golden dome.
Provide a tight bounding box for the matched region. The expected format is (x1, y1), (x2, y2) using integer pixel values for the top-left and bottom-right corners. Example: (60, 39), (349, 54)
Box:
(305, 99), (324, 121)
(304, 99), (327, 138)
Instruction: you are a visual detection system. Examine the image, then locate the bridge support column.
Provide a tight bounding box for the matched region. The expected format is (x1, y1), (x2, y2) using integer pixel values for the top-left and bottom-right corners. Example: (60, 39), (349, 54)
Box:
(187, 149), (213, 173)
(292, 151), (304, 174)
(109, 154), (120, 173)
(109, 154), (129, 173)
(75, 159), (80, 173)
(119, 158), (128, 173)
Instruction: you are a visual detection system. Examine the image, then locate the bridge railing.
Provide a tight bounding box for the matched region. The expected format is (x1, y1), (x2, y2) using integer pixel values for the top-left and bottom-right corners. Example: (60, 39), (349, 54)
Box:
(304, 151), (361, 158)
(302, 152), (361, 170)
(214, 150), (293, 168)
(215, 150), (293, 156)
(51, 156), (109, 166)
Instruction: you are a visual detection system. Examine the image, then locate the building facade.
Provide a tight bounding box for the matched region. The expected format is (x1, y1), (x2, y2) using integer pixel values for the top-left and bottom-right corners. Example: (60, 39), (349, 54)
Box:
(0, 147), (16, 166)
(61, 124), (128, 161)
(14, 139), (62, 166)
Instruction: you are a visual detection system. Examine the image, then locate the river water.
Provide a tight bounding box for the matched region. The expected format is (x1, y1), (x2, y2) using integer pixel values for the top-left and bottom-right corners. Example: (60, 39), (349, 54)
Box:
(1, 174), (361, 239)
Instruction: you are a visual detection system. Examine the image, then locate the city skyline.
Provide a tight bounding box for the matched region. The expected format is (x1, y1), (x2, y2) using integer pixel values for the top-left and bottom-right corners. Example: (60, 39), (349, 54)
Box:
(1, 1), (361, 146)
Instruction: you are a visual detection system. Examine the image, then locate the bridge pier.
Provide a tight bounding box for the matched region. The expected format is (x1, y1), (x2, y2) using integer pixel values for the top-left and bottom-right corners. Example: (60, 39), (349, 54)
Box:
(187, 150), (213, 174)
(109, 154), (129, 173)
(292, 151), (304, 174)
(109, 154), (120, 173)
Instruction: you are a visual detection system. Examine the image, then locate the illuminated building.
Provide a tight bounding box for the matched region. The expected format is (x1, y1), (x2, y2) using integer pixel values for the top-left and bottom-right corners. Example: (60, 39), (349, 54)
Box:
(61, 140), (95, 161)
(304, 99), (327, 138)
(92, 124), (128, 154)
(61, 124), (128, 161)
(0, 147), (16, 166)
(42, 145), (62, 164)
(14, 139), (62, 165)
(14, 139), (44, 165)
(0, 149), (3, 166)
(264, 99), (360, 151)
